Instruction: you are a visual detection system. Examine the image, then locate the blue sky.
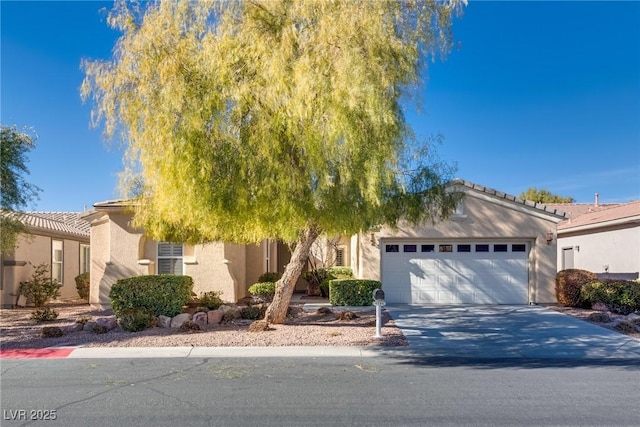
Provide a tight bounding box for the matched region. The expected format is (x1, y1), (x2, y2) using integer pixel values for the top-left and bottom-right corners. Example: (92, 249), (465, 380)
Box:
(2, 1), (639, 212)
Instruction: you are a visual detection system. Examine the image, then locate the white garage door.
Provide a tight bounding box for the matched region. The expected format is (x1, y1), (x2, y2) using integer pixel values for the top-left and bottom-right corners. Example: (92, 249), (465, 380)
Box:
(381, 241), (529, 304)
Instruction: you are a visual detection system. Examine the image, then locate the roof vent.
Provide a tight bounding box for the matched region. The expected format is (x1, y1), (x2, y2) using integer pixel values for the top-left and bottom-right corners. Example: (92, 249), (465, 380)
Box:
(595, 192), (599, 207)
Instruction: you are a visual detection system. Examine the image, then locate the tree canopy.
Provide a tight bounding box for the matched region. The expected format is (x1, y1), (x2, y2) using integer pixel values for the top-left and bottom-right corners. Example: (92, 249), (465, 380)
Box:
(82, 0), (466, 322)
(519, 187), (575, 204)
(1, 125), (41, 252)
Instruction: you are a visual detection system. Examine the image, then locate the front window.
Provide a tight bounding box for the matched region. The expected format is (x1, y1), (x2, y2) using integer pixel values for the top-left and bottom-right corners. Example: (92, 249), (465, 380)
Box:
(335, 248), (345, 266)
(52, 240), (63, 283)
(157, 242), (183, 275)
(80, 244), (90, 274)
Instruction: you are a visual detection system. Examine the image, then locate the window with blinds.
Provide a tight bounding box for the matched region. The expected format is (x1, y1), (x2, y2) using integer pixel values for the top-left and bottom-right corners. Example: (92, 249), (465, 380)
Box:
(52, 240), (63, 282)
(157, 242), (183, 275)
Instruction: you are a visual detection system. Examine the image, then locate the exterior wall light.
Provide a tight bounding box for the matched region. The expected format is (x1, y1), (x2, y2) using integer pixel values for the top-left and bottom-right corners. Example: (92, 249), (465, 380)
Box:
(545, 230), (554, 245)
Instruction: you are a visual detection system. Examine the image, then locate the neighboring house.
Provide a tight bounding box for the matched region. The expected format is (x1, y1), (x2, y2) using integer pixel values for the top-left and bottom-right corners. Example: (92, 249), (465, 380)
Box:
(549, 200), (640, 280)
(0, 212), (91, 308)
(83, 179), (565, 308)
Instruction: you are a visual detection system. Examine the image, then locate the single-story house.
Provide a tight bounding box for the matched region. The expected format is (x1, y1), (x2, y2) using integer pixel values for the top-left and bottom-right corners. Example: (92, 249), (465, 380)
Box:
(0, 212), (91, 308)
(548, 200), (640, 280)
(81, 200), (319, 309)
(82, 179), (565, 308)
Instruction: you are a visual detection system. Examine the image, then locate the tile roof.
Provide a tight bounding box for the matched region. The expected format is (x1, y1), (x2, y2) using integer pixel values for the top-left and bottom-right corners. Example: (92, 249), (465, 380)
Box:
(544, 203), (621, 220)
(11, 211), (91, 237)
(452, 179), (567, 219)
(557, 200), (640, 230)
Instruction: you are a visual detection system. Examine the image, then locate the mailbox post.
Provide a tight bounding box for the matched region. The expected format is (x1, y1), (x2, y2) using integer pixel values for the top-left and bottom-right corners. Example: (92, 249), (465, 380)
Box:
(372, 288), (385, 338)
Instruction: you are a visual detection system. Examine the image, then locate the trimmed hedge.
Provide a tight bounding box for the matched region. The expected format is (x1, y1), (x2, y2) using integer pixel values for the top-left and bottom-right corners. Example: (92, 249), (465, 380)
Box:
(248, 282), (276, 302)
(258, 272), (280, 283)
(329, 279), (381, 306)
(580, 280), (640, 314)
(555, 269), (597, 307)
(109, 275), (193, 318)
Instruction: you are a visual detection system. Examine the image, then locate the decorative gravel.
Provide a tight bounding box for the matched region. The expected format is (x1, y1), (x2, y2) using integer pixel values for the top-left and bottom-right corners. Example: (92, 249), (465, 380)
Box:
(0, 302), (408, 350)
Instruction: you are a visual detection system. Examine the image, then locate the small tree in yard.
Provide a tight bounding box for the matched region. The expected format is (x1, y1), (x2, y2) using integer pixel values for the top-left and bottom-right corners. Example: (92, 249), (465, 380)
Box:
(1, 124), (42, 252)
(18, 263), (62, 308)
(82, 0), (466, 323)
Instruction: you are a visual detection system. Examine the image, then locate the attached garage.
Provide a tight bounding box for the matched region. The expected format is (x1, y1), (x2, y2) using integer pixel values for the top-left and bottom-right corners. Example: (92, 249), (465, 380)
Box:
(381, 241), (529, 304)
(352, 180), (567, 305)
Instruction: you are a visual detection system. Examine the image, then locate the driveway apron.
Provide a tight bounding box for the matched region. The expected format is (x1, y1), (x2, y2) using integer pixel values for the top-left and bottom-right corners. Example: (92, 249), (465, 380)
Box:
(384, 305), (640, 360)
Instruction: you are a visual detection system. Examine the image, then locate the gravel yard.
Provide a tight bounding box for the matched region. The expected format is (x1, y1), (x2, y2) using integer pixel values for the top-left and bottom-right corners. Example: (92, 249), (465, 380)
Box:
(0, 300), (407, 350)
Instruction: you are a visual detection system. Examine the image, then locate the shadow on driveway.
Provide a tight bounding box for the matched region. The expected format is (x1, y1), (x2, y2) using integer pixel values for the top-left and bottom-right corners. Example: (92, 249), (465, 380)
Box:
(379, 304), (640, 370)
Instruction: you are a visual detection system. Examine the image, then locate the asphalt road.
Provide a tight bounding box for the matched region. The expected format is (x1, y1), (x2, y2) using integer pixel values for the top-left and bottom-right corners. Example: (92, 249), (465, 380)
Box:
(2, 356), (639, 427)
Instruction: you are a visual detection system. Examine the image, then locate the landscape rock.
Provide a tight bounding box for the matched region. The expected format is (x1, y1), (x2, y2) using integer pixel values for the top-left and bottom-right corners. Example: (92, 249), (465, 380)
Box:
(592, 302), (609, 312)
(192, 312), (208, 328)
(96, 317), (118, 331)
(83, 321), (98, 332)
(170, 313), (191, 329)
(627, 313), (640, 324)
(66, 323), (85, 333)
(207, 310), (223, 325)
(588, 312), (611, 323)
(158, 315), (172, 328)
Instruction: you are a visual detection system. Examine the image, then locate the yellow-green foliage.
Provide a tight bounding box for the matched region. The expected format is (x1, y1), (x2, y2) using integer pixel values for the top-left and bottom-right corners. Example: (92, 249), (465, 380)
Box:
(82, 0), (465, 245)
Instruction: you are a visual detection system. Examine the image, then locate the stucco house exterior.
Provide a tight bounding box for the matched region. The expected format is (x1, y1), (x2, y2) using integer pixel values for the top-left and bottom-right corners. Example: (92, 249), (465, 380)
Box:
(0, 212), (90, 308)
(550, 200), (640, 280)
(352, 180), (566, 304)
(83, 180), (565, 308)
(81, 201), (313, 309)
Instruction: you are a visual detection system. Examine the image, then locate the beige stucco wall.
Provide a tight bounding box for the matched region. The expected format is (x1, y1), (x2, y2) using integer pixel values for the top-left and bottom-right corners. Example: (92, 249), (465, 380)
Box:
(87, 209), (263, 308)
(354, 191), (561, 304)
(558, 224), (640, 277)
(1, 232), (89, 307)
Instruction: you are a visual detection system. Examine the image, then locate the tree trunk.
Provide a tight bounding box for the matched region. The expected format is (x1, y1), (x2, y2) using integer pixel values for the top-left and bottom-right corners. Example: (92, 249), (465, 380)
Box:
(265, 225), (320, 324)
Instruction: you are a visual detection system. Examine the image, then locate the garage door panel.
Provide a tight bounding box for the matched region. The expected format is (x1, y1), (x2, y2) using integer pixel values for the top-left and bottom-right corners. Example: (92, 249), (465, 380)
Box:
(382, 241), (529, 304)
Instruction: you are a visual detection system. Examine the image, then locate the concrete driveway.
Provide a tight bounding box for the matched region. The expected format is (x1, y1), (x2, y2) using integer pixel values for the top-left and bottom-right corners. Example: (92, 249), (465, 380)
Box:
(384, 304), (640, 360)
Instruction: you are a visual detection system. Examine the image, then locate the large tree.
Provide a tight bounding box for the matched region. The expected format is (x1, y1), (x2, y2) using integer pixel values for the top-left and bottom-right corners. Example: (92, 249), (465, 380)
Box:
(82, 0), (465, 323)
(1, 125), (41, 252)
(519, 187), (575, 204)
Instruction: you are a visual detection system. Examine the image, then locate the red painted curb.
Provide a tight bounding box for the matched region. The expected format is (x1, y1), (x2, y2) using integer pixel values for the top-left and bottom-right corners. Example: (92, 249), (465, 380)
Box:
(0, 347), (75, 359)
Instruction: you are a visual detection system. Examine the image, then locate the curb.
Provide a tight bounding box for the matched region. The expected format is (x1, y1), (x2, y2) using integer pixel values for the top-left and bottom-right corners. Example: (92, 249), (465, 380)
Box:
(1, 345), (384, 360)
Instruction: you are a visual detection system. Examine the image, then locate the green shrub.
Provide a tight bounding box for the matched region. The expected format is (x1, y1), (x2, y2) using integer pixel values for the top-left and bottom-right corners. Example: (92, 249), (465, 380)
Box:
(41, 326), (64, 338)
(199, 290), (224, 310)
(76, 316), (91, 325)
(304, 267), (353, 298)
(329, 279), (381, 306)
(18, 263), (62, 307)
(117, 307), (154, 332)
(258, 272), (280, 283)
(248, 282), (276, 302)
(555, 269), (597, 307)
(30, 307), (59, 322)
(581, 280), (640, 314)
(75, 272), (90, 300)
(241, 305), (267, 320)
(326, 266), (353, 277)
(109, 275), (193, 318)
